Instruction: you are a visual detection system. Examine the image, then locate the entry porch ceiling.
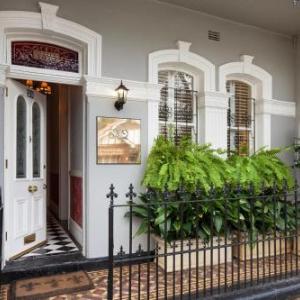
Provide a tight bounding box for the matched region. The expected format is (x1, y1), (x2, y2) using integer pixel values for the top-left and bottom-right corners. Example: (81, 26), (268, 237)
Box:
(158, 0), (300, 36)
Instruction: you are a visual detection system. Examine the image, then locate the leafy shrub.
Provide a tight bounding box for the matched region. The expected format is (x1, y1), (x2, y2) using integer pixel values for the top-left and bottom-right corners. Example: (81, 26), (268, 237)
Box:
(130, 136), (296, 241)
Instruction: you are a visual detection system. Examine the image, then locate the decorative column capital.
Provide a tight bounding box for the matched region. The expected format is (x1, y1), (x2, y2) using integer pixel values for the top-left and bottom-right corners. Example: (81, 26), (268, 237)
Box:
(198, 91), (228, 109)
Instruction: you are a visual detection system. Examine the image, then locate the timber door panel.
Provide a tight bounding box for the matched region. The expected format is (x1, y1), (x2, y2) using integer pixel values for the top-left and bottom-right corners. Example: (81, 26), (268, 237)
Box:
(5, 79), (47, 260)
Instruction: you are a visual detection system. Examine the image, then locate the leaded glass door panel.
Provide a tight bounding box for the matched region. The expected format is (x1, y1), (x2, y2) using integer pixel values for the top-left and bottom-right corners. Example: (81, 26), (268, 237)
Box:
(5, 79), (47, 260)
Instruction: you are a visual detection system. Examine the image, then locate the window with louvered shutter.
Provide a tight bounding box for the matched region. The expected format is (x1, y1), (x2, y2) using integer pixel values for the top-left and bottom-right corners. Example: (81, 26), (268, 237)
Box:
(227, 80), (255, 156)
(158, 70), (197, 143)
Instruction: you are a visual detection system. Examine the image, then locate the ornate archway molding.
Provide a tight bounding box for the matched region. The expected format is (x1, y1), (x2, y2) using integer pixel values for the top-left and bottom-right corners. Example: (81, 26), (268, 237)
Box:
(149, 40), (216, 91)
(219, 55), (272, 99)
(0, 2), (102, 86)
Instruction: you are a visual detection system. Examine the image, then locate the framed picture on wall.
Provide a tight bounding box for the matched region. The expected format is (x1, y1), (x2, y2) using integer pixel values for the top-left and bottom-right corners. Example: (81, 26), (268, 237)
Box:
(96, 117), (141, 164)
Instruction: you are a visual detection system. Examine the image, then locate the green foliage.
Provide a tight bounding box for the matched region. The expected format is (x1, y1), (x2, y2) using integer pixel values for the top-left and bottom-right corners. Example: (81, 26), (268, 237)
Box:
(142, 136), (229, 194)
(227, 147), (294, 192)
(130, 136), (296, 242)
(143, 137), (294, 194)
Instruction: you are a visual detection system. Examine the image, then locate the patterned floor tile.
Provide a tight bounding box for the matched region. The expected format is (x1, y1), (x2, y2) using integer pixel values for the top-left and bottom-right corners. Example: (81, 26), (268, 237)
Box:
(18, 215), (79, 259)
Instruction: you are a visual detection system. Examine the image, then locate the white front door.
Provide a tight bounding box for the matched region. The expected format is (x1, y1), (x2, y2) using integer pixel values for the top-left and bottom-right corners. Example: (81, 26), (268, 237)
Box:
(5, 79), (47, 260)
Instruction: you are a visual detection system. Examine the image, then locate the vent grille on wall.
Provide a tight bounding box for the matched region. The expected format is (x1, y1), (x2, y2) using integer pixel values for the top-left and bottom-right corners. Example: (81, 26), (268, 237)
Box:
(208, 30), (220, 41)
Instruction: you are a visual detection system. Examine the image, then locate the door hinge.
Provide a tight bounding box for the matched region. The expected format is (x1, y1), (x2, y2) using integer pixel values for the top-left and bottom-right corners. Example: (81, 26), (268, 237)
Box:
(5, 232), (7, 241)
(5, 159), (8, 169)
(5, 87), (8, 97)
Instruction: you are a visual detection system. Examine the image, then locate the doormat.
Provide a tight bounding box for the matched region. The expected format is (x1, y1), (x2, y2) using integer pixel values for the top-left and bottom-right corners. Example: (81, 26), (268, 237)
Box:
(9, 271), (94, 300)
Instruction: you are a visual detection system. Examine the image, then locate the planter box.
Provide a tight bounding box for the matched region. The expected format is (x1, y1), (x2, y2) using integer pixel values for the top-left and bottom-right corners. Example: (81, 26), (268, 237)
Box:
(232, 233), (292, 261)
(152, 235), (232, 272)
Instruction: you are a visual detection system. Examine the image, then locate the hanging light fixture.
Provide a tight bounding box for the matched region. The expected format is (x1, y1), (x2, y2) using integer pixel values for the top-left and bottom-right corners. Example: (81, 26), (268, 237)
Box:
(26, 80), (52, 95)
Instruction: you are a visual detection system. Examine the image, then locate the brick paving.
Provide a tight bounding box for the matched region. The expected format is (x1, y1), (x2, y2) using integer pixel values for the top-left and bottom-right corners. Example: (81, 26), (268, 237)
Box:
(1, 254), (300, 299)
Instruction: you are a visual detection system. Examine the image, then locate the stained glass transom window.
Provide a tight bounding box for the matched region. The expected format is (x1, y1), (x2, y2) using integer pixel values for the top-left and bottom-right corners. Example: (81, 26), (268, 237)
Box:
(11, 41), (79, 73)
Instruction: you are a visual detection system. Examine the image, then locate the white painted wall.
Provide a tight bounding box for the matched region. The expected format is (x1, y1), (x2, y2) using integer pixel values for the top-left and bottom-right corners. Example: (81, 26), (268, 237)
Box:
(86, 96), (148, 258)
(0, 1), (297, 259)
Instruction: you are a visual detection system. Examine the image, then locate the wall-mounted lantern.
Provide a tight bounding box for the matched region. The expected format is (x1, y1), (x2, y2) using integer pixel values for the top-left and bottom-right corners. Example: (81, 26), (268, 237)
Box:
(114, 80), (129, 111)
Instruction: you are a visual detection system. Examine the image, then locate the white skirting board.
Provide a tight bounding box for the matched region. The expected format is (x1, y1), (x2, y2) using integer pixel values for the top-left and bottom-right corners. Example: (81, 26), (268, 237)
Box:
(69, 218), (83, 246)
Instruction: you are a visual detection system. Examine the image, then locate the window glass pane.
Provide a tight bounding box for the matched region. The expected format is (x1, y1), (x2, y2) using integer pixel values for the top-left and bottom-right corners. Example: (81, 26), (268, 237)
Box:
(227, 80), (254, 156)
(16, 96), (27, 178)
(32, 103), (41, 178)
(158, 70), (196, 143)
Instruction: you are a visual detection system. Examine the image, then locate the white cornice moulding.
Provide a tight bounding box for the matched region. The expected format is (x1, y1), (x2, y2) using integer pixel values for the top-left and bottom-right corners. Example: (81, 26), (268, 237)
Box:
(7, 65), (83, 86)
(256, 99), (296, 117)
(84, 76), (161, 102)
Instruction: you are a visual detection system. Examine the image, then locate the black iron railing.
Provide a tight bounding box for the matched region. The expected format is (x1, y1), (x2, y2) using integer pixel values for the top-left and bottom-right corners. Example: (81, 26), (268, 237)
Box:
(107, 183), (300, 299)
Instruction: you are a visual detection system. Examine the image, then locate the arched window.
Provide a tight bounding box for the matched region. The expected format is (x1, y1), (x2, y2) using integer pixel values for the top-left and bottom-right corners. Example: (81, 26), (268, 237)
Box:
(158, 70), (197, 144)
(227, 80), (255, 156)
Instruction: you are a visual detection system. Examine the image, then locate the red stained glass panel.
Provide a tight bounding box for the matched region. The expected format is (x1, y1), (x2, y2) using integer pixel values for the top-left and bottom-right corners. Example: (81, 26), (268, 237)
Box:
(11, 41), (79, 73)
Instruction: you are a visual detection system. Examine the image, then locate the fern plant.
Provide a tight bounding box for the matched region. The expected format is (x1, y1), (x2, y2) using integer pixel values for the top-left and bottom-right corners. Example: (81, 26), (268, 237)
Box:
(130, 136), (296, 241)
(227, 147), (294, 193)
(142, 136), (229, 194)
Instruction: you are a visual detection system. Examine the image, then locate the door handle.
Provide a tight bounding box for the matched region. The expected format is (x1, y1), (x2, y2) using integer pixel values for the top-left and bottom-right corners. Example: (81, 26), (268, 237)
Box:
(28, 185), (38, 193)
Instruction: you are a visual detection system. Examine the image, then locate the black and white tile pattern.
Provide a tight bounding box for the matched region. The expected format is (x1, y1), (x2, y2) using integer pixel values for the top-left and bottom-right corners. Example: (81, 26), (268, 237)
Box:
(21, 215), (79, 258)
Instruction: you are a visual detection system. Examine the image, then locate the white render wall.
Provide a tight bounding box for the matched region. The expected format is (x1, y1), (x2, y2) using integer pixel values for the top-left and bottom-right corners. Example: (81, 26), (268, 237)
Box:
(0, 0), (297, 259)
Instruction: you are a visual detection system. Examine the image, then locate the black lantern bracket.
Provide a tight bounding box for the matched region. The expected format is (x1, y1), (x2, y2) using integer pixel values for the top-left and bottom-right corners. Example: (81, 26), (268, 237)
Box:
(115, 80), (129, 111)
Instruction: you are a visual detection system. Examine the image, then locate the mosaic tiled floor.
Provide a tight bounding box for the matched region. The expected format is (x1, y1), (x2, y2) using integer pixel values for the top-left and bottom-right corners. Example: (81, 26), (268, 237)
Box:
(1, 254), (300, 299)
(18, 215), (79, 259)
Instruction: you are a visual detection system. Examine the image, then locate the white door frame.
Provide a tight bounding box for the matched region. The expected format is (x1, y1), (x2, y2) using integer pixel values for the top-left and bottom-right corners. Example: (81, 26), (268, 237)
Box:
(0, 2), (102, 267)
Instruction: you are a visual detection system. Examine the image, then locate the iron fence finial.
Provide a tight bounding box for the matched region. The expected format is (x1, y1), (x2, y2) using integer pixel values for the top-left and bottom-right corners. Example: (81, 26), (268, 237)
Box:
(107, 184), (118, 205)
(126, 183), (137, 201)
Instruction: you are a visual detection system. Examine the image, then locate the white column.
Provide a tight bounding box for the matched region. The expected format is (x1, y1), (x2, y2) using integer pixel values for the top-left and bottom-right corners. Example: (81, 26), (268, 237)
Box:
(147, 100), (159, 152)
(198, 91), (228, 149)
(255, 98), (272, 149)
